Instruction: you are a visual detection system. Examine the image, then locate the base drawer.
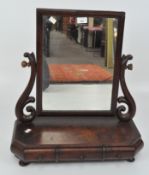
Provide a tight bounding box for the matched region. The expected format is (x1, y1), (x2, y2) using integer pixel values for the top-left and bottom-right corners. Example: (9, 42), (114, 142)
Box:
(58, 148), (101, 161)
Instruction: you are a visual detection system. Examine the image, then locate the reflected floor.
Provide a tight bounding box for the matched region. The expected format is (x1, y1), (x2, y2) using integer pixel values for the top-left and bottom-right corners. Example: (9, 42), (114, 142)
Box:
(46, 31), (113, 73)
(42, 84), (112, 110)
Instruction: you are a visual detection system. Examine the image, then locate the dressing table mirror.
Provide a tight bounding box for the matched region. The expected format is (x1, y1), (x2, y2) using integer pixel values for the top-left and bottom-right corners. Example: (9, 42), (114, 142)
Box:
(11, 9), (143, 166)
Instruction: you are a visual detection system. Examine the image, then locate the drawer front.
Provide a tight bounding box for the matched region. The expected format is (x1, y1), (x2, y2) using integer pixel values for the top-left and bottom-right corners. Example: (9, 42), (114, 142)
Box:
(24, 149), (55, 162)
(24, 147), (133, 162)
(24, 148), (100, 162)
(58, 148), (101, 161)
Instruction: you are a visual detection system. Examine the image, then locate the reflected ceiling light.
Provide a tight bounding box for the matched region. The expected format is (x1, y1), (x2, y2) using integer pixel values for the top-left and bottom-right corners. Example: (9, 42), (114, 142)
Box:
(49, 16), (57, 24)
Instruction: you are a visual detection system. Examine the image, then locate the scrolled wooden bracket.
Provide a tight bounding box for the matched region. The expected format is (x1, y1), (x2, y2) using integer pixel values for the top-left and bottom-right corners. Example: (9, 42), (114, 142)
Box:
(116, 55), (136, 122)
(15, 52), (36, 123)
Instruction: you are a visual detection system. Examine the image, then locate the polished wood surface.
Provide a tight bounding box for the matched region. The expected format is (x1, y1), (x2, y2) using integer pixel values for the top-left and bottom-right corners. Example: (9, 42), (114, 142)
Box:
(11, 117), (143, 164)
(11, 9), (144, 165)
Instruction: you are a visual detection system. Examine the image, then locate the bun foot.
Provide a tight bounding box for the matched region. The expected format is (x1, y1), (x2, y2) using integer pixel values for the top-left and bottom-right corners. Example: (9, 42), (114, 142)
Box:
(19, 160), (30, 166)
(127, 158), (135, 162)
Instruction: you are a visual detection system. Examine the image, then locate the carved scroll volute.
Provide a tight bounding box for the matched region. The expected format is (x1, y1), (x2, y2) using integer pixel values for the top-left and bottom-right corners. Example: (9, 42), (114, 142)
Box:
(116, 55), (136, 122)
(15, 52), (36, 123)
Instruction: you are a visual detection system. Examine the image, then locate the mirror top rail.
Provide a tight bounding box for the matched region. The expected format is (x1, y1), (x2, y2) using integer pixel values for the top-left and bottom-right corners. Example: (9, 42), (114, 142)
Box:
(37, 8), (125, 18)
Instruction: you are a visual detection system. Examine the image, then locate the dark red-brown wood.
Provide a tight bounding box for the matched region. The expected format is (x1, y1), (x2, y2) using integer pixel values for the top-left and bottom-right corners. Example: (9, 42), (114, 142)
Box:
(11, 9), (144, 165)
(11, 117), (143, 165)
(15, 52), (36, 122)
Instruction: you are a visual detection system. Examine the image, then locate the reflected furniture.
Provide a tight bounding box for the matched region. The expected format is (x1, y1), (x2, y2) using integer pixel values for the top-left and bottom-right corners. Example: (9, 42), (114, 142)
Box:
(82, 26), (103, 48)
(11, 9), (143, 166)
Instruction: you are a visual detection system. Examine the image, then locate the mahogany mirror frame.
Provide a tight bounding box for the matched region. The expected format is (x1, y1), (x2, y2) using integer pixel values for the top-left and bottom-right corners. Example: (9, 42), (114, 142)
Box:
(34, 8), (134, 119)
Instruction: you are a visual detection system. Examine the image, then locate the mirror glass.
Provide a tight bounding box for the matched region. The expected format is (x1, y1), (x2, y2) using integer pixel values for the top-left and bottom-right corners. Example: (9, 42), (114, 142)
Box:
(42, 15), (118, 111)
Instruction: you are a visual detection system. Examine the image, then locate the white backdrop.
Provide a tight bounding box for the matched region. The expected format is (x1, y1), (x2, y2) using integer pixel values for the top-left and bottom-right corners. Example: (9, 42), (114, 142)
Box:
(0, 0), (149, 174)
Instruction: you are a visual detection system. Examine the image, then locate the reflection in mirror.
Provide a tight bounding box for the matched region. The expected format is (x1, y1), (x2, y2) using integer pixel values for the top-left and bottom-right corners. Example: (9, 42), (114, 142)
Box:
(42, 15), (118, 111)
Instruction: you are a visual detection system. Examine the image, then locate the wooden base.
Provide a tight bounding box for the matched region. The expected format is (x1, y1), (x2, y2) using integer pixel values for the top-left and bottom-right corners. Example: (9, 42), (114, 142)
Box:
(11, 117), (143, 165)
